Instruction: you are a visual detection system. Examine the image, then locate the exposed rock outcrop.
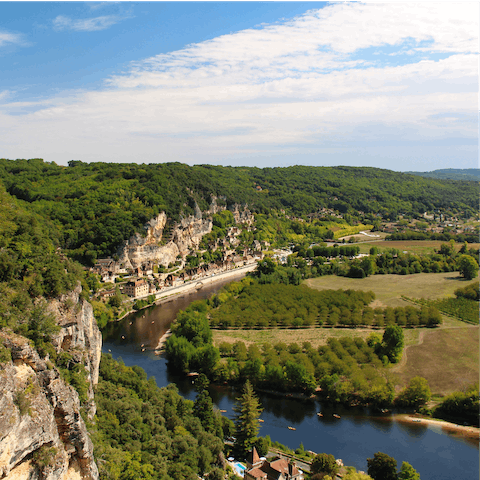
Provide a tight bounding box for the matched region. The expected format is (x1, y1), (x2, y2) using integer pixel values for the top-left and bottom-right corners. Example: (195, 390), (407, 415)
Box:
(116, 203), (253, 270)
(0, 333), (99, 480)
(48, 285), (102, 419)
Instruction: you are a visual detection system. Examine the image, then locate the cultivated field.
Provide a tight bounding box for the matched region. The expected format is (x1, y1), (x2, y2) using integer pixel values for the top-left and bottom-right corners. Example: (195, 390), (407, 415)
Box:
(304, 272), (477, 308)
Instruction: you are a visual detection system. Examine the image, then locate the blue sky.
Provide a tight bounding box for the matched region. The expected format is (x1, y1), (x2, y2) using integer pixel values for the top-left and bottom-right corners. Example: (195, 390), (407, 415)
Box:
(0, 2), (478, 171)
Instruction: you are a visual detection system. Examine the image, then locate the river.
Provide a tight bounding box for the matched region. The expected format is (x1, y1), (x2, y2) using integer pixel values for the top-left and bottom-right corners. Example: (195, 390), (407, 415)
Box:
(102, 276), (479, 480)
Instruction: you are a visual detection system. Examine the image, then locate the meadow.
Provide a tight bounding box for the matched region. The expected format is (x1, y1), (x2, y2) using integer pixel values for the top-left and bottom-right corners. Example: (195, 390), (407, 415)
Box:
(303, 271), (477, 308)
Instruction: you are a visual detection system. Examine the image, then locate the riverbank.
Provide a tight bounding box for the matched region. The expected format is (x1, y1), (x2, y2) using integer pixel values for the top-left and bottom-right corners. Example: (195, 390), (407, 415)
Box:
(154, 263), (257, 303)
(115, 263), (257, 323)
(151, 265), (256, 352)
(395, 414), (479, 441)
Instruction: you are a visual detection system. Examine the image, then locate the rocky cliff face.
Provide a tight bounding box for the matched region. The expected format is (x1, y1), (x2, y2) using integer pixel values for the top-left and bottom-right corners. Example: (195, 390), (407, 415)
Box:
(0, 333), (99, 480)
(0, 284), (102, 480)
(117, 203), (253, 269)
(118, 212), (212, 269)
(48, 285), (102, 419)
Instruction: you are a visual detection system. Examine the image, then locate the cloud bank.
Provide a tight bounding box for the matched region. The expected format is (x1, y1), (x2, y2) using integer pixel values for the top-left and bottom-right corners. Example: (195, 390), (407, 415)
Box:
(1, 3), (478, 170)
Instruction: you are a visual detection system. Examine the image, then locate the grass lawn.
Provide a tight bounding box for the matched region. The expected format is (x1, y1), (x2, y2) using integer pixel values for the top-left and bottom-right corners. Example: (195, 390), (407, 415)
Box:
(304, 272), (478, 308)
(392, 326), (479, 396)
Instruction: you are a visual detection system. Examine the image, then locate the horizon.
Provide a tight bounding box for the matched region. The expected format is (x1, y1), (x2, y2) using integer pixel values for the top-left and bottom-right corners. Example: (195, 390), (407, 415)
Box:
(1, 2), (478, 172)
(6, 157), (480, 175)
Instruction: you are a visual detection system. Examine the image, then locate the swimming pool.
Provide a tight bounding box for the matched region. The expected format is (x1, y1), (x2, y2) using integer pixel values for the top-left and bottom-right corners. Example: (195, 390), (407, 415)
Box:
(234, 462), (246, 477)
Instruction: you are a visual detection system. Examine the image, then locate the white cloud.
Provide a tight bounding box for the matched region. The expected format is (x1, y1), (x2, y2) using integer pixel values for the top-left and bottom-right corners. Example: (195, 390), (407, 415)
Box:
(52, 14), (127, 32)
(1, 2), (478, 169)
(0, 31), (24, 48)
(85, 2), (120, 10)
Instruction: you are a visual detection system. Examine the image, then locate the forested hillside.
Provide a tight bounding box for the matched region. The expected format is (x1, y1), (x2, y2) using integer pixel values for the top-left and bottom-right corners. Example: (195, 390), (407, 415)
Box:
(0, 159), (477, 263)
(406, 168), (480, 181)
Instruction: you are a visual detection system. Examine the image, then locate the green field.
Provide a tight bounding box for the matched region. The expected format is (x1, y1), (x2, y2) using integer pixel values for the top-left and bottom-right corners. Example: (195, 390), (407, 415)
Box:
(304, 272), (478, 308)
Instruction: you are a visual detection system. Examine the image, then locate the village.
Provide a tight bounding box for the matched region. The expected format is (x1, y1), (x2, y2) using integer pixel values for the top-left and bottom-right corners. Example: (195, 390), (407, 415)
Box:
(91, 224), (269, 302)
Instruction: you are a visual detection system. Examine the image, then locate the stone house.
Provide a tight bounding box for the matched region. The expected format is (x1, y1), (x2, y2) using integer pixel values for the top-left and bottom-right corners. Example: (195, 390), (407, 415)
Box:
(124, 279), (149, 298)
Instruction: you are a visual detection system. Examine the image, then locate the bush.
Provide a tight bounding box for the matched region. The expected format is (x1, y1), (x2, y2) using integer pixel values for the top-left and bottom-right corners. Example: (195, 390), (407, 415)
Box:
(32, 445), (58, 469)
(0, 344), (11, 364)
(14, 390), (31, 416)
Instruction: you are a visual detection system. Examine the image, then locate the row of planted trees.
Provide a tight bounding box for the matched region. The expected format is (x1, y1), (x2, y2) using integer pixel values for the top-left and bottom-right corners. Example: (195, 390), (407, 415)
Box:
(208, 281), (442, 329)
(165, 296), (419, 408)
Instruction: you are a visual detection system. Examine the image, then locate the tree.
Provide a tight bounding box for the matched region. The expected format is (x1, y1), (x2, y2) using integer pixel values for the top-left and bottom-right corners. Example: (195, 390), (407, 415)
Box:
(311, 453), (339, 477)
(360, 256), (376, 276)
(193, 374), (216, 433)
(367, 452), (397, 480)
(344, 473), (373, 480)
(458, 255), (478, 280)
(233, 380), (263, 458)
(381, 325), (404, 363)
(257, 257), (276, 276)
(398, 461), (421, 480)
(396, 377), (431, 408)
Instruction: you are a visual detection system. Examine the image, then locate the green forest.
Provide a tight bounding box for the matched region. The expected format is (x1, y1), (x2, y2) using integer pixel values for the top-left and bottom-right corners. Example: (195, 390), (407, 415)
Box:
(0, 158), (477, 262)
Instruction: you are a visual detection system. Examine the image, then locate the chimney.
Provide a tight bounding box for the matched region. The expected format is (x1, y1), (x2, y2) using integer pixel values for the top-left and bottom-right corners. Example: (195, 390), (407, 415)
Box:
(288, 459), (295, 478)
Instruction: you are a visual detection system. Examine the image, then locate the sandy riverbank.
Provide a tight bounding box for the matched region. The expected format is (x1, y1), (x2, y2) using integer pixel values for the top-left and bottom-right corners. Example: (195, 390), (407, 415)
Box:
(395, 414), (479, 440)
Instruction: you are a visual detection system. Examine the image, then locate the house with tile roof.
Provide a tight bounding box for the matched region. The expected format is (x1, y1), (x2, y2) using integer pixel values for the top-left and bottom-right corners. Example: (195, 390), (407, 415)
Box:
(244, 448), (303, 480)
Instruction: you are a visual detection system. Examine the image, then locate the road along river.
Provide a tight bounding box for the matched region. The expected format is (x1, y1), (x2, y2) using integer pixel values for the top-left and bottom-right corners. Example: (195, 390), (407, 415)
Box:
(102, 274), (479, 480)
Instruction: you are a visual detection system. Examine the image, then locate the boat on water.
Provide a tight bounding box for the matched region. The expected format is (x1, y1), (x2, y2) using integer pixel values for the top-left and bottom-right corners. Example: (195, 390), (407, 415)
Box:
(333, 414), (341, 419)
(259, 419), (264, 423)
(317, 412), (323, 417)
(287, 426), (296, 430)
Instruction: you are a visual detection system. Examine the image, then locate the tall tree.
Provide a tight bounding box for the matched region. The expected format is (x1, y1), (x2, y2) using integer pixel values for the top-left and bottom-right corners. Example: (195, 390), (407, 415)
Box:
(193, 374), (216, 434)
(367, 452), (397, 480)
(311, 453), (339, 477)
(233, 380), (263, 458)
(381, 325), (404, 363)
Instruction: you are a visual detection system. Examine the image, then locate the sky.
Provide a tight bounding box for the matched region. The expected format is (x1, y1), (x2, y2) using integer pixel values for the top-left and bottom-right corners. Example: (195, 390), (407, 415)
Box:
(0, 1), (478, 172)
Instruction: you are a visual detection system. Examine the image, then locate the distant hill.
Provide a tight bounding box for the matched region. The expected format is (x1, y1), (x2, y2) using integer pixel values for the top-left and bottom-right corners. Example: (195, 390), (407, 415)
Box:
(406, 168), (480, 181)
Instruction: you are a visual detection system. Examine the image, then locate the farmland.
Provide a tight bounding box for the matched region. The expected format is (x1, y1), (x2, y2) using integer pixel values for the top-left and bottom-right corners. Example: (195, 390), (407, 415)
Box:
(304, 271), (477, 308)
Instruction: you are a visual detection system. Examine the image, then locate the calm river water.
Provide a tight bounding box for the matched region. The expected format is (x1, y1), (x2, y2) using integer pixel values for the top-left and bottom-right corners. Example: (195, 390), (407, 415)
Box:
(102, 277), (478, 480)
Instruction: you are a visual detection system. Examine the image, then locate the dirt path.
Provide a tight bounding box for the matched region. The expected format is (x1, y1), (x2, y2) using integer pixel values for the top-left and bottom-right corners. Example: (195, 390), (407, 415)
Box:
(392, 329), (426, 372)
(393, 320), (478, 373)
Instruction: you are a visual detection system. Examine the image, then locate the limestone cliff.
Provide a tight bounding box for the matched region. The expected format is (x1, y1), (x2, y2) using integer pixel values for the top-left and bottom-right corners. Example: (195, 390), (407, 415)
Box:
(47, 285), (102, 419)
(0, 333), (99, 480)
(117, 202), (253, 269)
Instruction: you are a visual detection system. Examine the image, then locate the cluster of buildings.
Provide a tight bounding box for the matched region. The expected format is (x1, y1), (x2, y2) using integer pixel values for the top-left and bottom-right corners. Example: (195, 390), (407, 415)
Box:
(93, 243), (265, 300)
